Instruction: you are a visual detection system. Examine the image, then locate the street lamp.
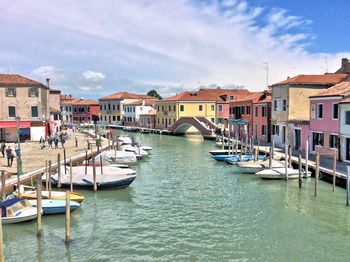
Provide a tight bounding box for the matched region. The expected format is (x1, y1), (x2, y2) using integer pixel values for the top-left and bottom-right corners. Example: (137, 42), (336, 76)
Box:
(16, 116), (23, 177)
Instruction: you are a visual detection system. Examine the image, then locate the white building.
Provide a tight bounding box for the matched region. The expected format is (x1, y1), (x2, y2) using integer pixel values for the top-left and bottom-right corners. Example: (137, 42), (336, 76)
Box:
(123, 99), (157, 126)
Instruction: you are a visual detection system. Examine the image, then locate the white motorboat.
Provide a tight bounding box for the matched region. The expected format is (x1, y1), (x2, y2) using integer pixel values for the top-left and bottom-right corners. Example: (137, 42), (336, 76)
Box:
(118, 136), (132, 145)
(95, 150), (137, 164)
(255, 167), (311, 180)
(46, 166), (137, 190)
(237, 159), (286, 174)
(1, 198), (39, 224)
(121, 145), (148, 156)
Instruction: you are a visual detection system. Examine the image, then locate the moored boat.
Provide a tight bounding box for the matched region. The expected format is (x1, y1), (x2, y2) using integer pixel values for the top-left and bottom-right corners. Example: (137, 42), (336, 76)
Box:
(225, 155), (266, 165)
(237, 159), (285, 174)
(255, 167), (311, 179)
(28, 199), (80, 215)
(1, 198), (39, 224)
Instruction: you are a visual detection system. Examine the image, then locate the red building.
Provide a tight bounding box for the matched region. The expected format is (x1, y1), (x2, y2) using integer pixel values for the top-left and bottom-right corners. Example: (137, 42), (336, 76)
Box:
(229, 92), (263, 139)
(72, 99), (99, 124)
(252, 90), (272, 143)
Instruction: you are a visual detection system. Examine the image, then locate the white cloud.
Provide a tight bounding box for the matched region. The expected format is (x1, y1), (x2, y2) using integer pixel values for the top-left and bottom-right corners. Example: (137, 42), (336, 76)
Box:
(0, 0), (348, 98)
(82, 70), (106, 81)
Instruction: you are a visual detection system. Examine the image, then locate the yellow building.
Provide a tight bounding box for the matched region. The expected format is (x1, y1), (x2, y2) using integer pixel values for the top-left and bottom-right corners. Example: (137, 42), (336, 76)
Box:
(155, 89), (232, 129)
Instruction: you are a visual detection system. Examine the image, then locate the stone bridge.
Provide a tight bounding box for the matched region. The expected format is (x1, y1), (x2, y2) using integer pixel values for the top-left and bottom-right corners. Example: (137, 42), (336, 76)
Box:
(167, 117), (217, 137)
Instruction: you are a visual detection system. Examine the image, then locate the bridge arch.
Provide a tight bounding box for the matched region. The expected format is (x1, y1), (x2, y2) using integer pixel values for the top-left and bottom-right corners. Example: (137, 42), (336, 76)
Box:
(167, 117), (216, 137)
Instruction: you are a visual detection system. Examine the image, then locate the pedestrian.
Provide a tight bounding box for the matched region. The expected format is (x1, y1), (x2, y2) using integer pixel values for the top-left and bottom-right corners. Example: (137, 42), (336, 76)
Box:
(61, 136), (66, 149)
(54, 136), (59, 149)
(14, 142), (19, 156)
(1, 141), (6, 158)
(39, 136), (45, 150)
(47, 135), (52, 149)
(6, 146), (13, 167)
(75, 136), (79, 147)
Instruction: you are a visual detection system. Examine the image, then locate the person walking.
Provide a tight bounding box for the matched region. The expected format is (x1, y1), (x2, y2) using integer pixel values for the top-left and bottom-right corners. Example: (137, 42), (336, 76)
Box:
(39, 136), (45, 150)
(54, 135), (59, 149)
(61, 136), (66, 149)
(6, 146), (13, 167)
(75, 136), (79, 147)
(1, 141), (6, 158)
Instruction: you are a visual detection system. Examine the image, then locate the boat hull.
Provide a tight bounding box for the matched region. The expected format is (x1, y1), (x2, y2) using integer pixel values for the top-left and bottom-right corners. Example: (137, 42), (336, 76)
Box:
(2, 208), (38, 224)
(28, 200), (80, 215)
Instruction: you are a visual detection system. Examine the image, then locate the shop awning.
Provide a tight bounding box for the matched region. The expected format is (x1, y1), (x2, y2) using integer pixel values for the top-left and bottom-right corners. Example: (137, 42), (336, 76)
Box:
(228, 119), (249, 125)
(0, 121), (31, 128)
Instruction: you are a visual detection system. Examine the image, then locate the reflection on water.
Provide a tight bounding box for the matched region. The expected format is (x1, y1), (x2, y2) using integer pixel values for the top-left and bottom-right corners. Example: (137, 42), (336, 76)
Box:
(3, 131), (350, 261)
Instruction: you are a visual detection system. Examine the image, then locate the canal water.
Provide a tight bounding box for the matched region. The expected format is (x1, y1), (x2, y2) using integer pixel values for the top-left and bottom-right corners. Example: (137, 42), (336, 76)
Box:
(3, 132), (350, 261)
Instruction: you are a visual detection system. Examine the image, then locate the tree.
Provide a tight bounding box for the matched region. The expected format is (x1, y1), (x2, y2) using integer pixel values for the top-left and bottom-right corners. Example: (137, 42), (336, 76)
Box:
(147, 90), (162, 99)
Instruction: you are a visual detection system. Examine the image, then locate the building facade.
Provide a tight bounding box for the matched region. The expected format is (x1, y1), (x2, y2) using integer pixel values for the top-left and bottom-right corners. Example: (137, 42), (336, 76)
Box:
(271, 74), (347, 151)
(123, 99), (157, 126)
(252, 93), (271, 143)
(72, 100), (99, 124)
(0, 74), (50, 142)
(99, 92), (154, 125)
(60, 95), (79, 125)
(339, 97), (350, 162)
(139, 109), (156, 129)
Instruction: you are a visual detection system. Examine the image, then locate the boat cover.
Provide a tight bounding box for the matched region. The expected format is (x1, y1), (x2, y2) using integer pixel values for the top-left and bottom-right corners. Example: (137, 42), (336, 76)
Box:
(0, 198), (22, 217)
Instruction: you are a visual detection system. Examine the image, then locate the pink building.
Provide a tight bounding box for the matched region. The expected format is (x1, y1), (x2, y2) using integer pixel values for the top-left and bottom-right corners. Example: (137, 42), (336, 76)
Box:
(216, 101), (230, 128)
(252, 91), (271, 143)
(309, 81), (350, 159)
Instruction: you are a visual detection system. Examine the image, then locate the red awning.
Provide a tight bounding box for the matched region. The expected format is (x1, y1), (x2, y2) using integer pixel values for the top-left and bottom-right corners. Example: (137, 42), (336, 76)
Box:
(0, 121), (31, 128)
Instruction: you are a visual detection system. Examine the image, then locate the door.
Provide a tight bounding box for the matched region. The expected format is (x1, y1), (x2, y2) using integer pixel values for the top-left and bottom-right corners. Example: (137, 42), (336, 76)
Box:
(346, 138), (350, 161)
(294, 129), (301, 150)
(253, 124), (258, 140)
(282, 126), (286, 144)
(165, 118), (168, 128)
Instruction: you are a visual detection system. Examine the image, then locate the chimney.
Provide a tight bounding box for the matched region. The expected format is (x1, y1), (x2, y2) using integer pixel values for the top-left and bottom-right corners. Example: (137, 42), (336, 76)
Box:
(342, 58), (350, 73)
(46, 78), (50, 88)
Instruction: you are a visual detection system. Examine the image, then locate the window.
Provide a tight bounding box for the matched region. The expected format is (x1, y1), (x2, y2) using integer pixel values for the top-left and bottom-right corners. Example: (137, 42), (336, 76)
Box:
(31, 106), (38, 117)
(87, 107), (90, 112)
(174, 118), (176, 123)
(241, 106), (245, 115)
(199, 105), (203, 111)
(332, 104), (339, 119)
(346, 111), (350, 125)
(282, 99), (287, 111)
(174, 105), (176, 111)
(162, 118), (164, 124)
(218, 105), (223, 112)
(254, 106), (258, 117)
(157, 106), (160, 111)
(317, 104), (323, 119)
(162, 106), (164, 112)
(112, 116), (116, 121)
(261, 125), (266, 136)
(117, 105), (120, 111)
(275, 125), (280, 136)
(6, 87), (16, 97)
(104, 105), (106, 110)
(113, 105), (115, 110)
(312, 132), (324, 150)
(274, 100), (277, 111)
(8, 106), (16, 117)
(180, 105), (184, 112)
(229, 95), (234, 100)
(28, 87), (39, 97)
(108, 104), (111, 110)
(262, 106), (266, 117)
(272, 124), (275, 135)
(211, 105), (215, 111)
(246, 106), (250, 115)
(329, 134), (338, 149)
(169, 105), (171, 111)
(157, 118), (160, 124)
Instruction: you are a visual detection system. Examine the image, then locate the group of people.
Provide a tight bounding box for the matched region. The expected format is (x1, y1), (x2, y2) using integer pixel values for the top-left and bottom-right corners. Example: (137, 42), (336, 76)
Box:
(39, 132), (69, 150)
(1, 141), (19, 167)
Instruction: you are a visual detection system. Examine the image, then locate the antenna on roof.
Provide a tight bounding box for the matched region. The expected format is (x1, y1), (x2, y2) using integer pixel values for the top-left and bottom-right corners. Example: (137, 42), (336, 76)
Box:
(263, 62), (269, 88)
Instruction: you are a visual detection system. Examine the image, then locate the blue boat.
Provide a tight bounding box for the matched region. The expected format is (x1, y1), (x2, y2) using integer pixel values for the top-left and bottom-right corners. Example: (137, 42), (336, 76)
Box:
(225, 155), (266, 165)
(212, 154), (234, 161)
(28, 199), (80, 215)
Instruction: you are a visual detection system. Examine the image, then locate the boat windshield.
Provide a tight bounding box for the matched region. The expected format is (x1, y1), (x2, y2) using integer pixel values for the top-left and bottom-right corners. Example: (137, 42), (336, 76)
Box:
(6, 200), (32, 217)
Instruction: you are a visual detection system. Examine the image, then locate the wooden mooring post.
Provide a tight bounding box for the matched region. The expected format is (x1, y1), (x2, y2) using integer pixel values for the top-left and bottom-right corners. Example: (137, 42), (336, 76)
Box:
(92, 158), (97, 192)
(100, 155), (103, 175)
(36, 174), (42, 237)
(272, 140), (275, 160)
(333, 152), (337, 192)
(45, 160), (48, 191)
(0, 205), (3, 262)
(65, 190), (70, 243)
(48, 160), (52, 198)
(69, 159), (73, 192)
(254, 147), (258, 162)
(1, 171), (6, 201)
(57, 153), (61, 188)
(305, 140), (309, 179)
(268, 147), (272, 168)
(298, 154), (302, 188)
(85, 150), (88, 175)
(315, 153), (319, 197)
(63, 148), (67, 174)
(285, 145), (288, 180)
(347, 166), (350, 206)
(288, 145), (292, 168)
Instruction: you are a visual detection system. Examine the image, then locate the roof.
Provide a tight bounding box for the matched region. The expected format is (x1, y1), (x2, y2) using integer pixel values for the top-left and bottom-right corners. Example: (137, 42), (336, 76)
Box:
(125, 99), (158, 106)
(272, 74), (348, 86)
(339, 96), (350, 104)
(50, 107), (61, 114)
(310, 81), (350, 98)
(159, 88), (250, 102)
(49, 88), (61, 94)
(61, 98), (81, 105)
(231, 92), (264, 103)
(139, 109), (157, 116)
(99, 92), (154, 101)
(254, 96), (271, 104)
(0, 74), (46, 87)
(72, 99), (99, 106)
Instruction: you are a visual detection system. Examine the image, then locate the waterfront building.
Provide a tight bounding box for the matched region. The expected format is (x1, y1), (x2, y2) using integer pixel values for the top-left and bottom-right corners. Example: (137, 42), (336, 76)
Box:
(139, 109), (157, 128)
(229, 92), (263, 139)
(99, 92), (154, 125)
(0, 74), (50, 142)
(72, 99), (99, 124)
(48, 88), (62, 134)
(339, 96), (350, 162)
(61, 95), (80, 125)
(155, 88), (249, 129)
(123, 99), (157, 126)
(309, 81), (350, 159)
(252, 90), (272, 143)
(271, 73), (347, 150)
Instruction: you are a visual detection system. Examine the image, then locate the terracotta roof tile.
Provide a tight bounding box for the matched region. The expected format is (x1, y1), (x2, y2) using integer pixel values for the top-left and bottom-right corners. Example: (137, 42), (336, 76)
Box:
(0, 74), (46, 87)
(232, 92), (264, 103)
(272, 74), (348, 86)
(125, 99), (158, 106)
(72, 99), (99, 106)
(139, 109), (156, 116)
(310, 81), (350, 98)
(61, 98), (81, 105)
(159, 88), (250, 102)
(99, 92), (154, 101)
(339, 96), (350, 104)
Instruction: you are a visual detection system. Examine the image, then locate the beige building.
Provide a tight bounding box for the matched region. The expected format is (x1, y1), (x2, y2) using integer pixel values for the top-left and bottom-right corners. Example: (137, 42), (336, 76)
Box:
(271, 73), (347, 149)
(0, 74), (50, 141)
(99, 92), (154, 125)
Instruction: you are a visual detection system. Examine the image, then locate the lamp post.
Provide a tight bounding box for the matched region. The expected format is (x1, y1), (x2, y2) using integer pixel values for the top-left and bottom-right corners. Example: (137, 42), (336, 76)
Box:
(16, 116), (23, 177)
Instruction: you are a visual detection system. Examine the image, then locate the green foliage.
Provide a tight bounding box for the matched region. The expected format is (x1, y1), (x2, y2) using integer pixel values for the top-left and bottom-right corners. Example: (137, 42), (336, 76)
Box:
(147, 90), (162, 99)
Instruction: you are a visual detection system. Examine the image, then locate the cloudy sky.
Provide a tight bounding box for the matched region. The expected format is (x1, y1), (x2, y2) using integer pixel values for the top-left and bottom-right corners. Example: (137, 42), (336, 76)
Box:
(0, 0), (349, 99)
